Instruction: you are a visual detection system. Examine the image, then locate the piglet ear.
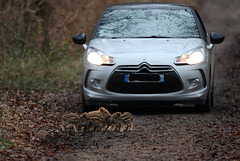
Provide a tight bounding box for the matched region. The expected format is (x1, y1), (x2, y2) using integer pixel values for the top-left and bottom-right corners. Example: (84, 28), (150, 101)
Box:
(82, 113), (89, 119)
(116, 112), (121, 116)
(99, 107), (106, 111)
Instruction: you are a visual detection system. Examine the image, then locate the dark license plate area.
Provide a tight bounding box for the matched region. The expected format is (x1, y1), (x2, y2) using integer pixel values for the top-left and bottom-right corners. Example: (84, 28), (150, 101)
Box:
(125, 73), (164, 82)
(107, 71), (182, 94)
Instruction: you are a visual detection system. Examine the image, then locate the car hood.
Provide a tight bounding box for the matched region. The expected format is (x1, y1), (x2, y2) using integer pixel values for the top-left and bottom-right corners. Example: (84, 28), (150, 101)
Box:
(88, 38), (206, 65)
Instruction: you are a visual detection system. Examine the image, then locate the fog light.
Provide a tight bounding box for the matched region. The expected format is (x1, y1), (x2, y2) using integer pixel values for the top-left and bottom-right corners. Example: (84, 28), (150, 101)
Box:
(90, 79), (100, 88)
(190, 78), (200, 88)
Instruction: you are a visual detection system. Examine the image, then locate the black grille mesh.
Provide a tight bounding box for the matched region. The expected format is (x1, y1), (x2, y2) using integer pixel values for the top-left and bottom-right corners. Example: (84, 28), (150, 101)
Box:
(107, 63), (182, 94)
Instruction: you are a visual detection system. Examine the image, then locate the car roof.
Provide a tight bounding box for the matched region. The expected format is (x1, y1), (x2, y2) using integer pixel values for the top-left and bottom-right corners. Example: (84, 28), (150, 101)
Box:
(107, 3), (192, 10)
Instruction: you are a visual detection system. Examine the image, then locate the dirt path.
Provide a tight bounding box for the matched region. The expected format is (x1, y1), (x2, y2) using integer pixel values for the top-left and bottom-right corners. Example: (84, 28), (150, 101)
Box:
(52, 0), (240, 160)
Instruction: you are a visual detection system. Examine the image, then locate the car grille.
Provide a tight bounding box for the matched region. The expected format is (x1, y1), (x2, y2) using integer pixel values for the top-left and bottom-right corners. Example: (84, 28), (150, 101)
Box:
(107, 62), (183, 94)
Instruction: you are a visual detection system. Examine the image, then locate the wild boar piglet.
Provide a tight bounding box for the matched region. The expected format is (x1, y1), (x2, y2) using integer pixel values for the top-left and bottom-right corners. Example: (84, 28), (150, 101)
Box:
(87, 107), (111, 131)
(110, 112), (134, 132)
(86, 116), (107, 132)
(61, 112), (89, 132)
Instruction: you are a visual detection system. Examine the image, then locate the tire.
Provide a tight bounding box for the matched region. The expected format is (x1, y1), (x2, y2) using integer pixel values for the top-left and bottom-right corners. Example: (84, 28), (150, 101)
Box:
(197, 89), (213, 113)
(81, 90), (99, 112)
(198, 67), (215, 113)
(203, 91), (213, 112)
(81, 91), (90, 112)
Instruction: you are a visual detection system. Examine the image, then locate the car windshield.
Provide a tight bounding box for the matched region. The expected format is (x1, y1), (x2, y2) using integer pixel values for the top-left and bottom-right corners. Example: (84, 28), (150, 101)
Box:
(94, 8), (199, 39)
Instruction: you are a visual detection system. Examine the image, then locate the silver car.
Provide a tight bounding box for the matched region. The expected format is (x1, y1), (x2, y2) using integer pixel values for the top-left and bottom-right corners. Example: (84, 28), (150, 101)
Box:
(72, 3), (224, 112)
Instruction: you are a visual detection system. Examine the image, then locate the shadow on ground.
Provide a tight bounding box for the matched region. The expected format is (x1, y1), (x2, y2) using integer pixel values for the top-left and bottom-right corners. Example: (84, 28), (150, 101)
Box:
(105, 104), (204, 115)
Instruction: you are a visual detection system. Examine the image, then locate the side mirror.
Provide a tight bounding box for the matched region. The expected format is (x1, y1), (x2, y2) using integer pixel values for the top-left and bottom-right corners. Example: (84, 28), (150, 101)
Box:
(72, 33), (86, 44)
(210, 32), (224, 44)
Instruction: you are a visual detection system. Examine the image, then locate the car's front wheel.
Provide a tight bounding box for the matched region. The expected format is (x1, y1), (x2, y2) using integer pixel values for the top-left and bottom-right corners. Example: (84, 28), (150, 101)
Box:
(81, 91), (91, 112)
(81, 91), (99, 112)
(197, 88), (213, 113)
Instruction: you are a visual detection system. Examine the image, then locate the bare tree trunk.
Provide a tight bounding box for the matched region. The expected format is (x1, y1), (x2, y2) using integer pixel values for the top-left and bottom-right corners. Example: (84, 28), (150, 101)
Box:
(35, 1), (52, 53)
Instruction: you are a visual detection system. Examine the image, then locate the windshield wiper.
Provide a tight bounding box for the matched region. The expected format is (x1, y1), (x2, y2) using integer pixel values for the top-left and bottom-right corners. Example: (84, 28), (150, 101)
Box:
(110, 36), (173, 39)
(137, 36), (173, 38)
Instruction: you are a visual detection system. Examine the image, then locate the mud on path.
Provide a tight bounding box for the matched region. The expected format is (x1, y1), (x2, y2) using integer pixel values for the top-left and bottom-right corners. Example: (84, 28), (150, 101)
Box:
(53, 0), (240, 160)
(1, 0), (240, 160)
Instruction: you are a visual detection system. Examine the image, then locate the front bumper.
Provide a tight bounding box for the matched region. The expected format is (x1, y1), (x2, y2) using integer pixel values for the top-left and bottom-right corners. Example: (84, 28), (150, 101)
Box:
(82, 62), (210, 106)
(83, 87), (208, 106)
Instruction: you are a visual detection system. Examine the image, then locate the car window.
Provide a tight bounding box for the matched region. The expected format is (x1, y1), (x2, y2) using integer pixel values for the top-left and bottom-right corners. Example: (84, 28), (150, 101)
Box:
(94, 8), (199, 39)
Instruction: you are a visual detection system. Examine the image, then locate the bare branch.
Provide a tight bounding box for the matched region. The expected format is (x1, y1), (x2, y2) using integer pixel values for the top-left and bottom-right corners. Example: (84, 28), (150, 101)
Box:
(0, 20), (49, 62)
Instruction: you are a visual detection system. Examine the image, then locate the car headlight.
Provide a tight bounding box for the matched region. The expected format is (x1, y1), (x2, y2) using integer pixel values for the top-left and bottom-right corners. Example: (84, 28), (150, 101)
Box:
(174, 47), (205, 65)
(87, 48), (115, 65)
